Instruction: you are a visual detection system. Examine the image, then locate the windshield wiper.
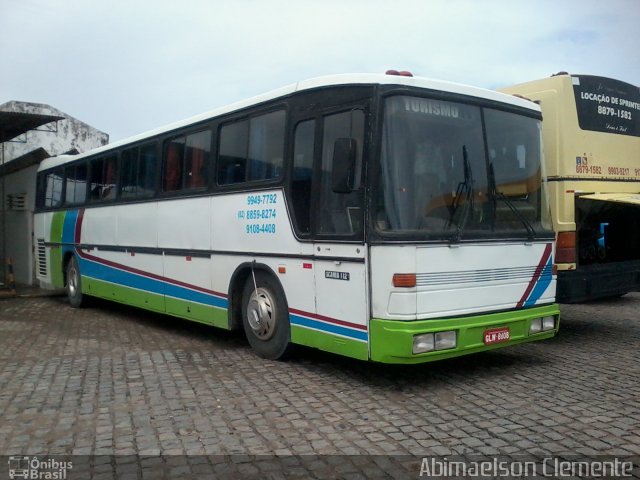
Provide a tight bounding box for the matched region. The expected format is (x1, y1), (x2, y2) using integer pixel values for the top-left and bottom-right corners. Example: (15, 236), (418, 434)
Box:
(447, 145), (474, 243)
(488, 162), (536, 241)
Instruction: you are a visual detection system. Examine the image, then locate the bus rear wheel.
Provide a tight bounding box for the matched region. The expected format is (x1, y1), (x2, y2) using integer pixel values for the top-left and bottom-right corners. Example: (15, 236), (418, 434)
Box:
(66, 255), (86, 308)
(241, 271), (291, 360)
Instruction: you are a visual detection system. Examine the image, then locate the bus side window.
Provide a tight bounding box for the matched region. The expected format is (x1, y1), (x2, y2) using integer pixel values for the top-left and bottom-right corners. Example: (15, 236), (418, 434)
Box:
(218, 120), (248, 185)
(318, 109), (365, 236)
(163, 137), (185, 192)
(138, 143), (158, 196)
(217, 110), (285, 186)
(120, 143), (158, 199)
(184, 130), (211, 189)
(90, 156), (118, 202)
(248, 110), (285, 182)
(45, 169), (64, 208)
(64, 163), (88, 205)
(120, 147), (139, 198)
(292, 120), (315, 234)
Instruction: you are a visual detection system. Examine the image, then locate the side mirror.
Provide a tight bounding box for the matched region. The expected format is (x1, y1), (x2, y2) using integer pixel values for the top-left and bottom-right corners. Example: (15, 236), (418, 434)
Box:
(332, 138), (357, 193)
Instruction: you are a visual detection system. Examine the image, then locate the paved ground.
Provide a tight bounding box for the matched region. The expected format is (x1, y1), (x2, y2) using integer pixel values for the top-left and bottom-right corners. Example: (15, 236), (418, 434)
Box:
(0, 292), (639, 477)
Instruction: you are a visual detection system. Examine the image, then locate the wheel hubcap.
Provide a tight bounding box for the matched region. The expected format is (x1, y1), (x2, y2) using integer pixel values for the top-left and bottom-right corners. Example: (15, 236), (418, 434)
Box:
(247, 287), (276, 340)
(68, 265), (78, 296)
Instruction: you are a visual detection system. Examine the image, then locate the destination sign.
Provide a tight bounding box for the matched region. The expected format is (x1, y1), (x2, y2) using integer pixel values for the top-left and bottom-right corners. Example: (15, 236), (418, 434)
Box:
(388, 96), (477, 122)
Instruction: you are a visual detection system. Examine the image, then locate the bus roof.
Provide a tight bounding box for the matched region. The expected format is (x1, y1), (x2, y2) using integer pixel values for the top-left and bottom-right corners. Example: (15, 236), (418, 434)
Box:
(38, 73), (540, 172)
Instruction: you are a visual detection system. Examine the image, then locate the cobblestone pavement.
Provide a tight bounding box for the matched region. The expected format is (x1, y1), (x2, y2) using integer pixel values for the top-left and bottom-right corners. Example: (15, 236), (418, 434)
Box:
(0, 293), (639, 477)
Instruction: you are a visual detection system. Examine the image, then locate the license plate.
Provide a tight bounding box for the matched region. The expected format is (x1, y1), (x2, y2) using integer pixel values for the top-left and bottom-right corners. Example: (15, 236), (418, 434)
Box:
(483, 327), (510, 345)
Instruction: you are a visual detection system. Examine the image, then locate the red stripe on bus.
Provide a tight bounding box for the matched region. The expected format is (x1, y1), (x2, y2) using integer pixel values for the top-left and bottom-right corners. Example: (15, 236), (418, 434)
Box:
(76, 248), (228, 299)
(74, 209), (85, 244)
(289, 307), (367, 331)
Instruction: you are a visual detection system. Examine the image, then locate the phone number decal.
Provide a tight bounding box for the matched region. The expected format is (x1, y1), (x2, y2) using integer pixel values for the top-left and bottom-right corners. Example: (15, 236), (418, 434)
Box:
(242, 208), (276, 220)
(607, 167), (640, 177)
(247, 193), (277, 205)
(575, 157), (640, 177)
(246, 223), (276, 234)
(575, 165), (602, 175)
(237, 193), (279, 234)
(597, 105), (633, 120)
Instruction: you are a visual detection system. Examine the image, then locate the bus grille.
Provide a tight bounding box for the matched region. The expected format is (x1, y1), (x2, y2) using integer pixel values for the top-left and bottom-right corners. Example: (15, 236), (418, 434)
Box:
(37, 239), (47, 277)
(416, 265), (546, 286)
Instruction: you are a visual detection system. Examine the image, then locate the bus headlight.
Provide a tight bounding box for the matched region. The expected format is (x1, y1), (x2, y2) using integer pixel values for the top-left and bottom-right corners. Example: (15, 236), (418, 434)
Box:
(529, 318), (543, 334)
(413, 331), (457, 354)
(413, 333), (434, 354)
(435, 331), (457, 350)
(530, 316), (556, 335)
(542, 316), (556, 331)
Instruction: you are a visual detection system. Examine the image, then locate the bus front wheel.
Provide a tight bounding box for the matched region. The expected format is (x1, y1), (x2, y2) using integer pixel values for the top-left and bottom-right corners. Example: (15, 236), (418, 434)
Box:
(241, 271), (291, 360)
(66, 255), (86, 308)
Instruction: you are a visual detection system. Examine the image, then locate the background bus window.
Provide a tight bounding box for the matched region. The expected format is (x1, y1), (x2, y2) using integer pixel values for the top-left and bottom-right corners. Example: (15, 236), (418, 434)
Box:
(292, 120), (315, 234)
(90, 156), (118, 201)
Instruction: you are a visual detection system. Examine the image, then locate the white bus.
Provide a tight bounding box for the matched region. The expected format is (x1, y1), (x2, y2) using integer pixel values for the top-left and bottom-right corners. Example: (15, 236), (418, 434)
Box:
(34, 73), (559, 363)
(501, 73), (640, 302)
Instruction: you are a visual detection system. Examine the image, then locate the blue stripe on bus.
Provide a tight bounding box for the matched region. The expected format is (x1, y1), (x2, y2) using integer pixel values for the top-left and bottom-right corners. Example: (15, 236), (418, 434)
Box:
(62, 210), (79, 244)
(79, 255), (228, 310)
(290, 313), (368, 342)
(164, 283), (227, 309)
(523, 258), (553, 308)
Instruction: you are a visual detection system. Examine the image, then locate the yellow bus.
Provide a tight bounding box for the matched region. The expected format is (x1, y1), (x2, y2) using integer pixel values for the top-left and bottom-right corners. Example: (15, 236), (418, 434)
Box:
(501, 73), (640, 302)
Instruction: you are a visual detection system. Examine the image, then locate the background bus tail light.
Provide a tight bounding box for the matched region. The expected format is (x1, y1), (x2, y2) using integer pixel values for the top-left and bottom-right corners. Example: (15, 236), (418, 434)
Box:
(393, 273), (416, 288)
(556, 231), (576, 263)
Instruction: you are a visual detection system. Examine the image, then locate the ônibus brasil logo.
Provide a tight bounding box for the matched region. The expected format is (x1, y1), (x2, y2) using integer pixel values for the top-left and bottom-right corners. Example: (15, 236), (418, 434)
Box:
(8, 456), (72, 479)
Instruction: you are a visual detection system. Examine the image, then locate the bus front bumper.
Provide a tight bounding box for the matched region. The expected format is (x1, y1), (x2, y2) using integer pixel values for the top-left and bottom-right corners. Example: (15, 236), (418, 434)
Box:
(369, 304), (560, 364)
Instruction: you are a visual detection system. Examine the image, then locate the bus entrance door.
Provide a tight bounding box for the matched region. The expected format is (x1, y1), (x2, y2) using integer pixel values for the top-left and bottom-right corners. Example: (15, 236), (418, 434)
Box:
(312, 243), (369, 360)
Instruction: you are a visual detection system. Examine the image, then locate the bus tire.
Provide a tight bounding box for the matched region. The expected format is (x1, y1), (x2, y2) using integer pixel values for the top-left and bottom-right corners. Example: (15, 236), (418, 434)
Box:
(66, 255), (86, 308)
(241, 271), (291, 360)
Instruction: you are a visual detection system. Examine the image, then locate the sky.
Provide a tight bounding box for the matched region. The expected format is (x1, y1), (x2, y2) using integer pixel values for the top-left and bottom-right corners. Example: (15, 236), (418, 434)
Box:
(1, 0), (639, 142)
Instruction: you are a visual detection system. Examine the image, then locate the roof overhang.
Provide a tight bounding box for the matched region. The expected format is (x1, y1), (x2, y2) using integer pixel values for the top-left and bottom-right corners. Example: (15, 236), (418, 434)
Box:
(0, 147), (50, 176)
(0, 111), (64, 142)
(579, 193), (640, 207)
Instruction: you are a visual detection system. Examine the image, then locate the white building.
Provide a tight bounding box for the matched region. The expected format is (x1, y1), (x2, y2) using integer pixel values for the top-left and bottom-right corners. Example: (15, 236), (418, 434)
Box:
(0, 101), (108, 286)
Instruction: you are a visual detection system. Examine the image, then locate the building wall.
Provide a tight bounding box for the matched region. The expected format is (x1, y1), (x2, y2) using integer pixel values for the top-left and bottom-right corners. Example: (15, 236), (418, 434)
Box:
(1, 101), (109, 286)
(0, 164), (38, 285)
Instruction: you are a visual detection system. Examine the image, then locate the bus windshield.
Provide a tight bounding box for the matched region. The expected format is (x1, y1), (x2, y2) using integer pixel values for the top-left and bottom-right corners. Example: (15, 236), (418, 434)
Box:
(377, 95), (551, 240)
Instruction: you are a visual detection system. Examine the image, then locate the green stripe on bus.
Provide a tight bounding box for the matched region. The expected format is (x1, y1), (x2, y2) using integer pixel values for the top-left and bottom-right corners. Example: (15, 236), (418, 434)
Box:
(165, 296), (228, 328)
(85, 276), (165, 311)
(290, 325), (369, 361)
(369, 304), (560, 364)
(49, 211), (66, 288)
(84, 276), (228, 329)
(51, 211), (66, 243)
